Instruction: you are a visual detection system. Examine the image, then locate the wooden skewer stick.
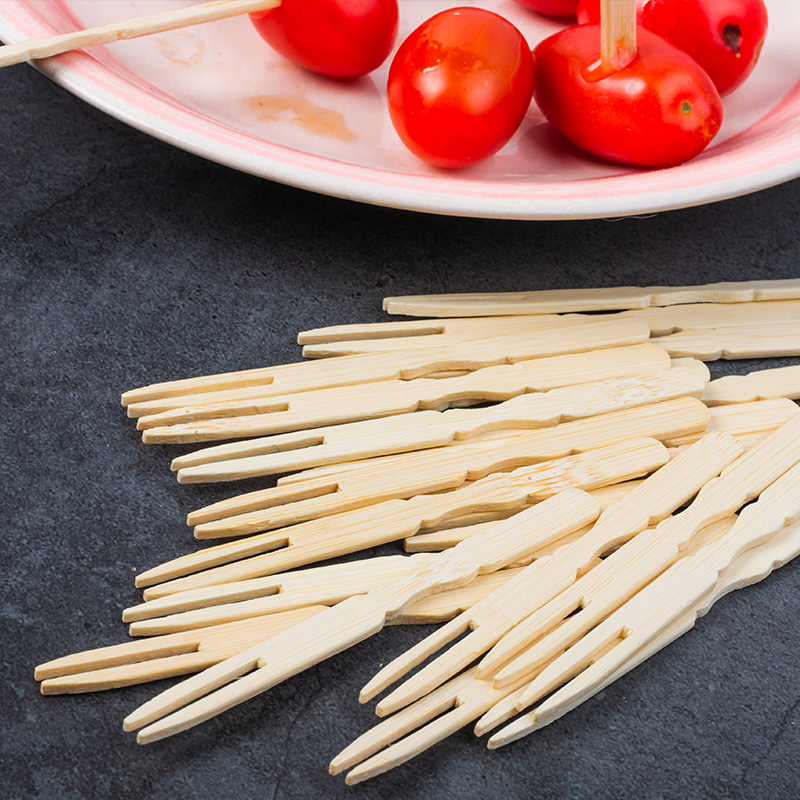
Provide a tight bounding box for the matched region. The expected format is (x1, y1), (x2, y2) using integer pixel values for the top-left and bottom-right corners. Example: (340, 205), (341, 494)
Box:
(359, 432), (742, 714)
(703, 364), (800, 406)
(600, 0), (637, 70)
(136, 437), (670, 598)
(122, 490), (602, 741)
(382, 279), (800, 317)
(122, 318), (648, 414)
(35, 567), (529, 695)
(651, 322), (800, 360)
(0, 0), (279, 69)
(180, 398), (708, 540)
(299, 300), (800, 357)
(482, 414), (800, 688)
(486, 462), (800, 746)
(170, 369), (705, 483)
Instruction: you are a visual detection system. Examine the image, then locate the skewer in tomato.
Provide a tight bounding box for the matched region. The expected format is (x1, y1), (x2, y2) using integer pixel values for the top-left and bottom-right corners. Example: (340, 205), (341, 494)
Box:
(249, 0), (398, 79)
(533, 25), (723, 168)
(576, 0), (768, 95)
(386, 7), (535, 169)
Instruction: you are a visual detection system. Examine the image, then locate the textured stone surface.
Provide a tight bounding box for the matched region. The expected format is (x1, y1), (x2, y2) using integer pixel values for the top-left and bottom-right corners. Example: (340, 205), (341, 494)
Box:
(2, 61), (800, 800)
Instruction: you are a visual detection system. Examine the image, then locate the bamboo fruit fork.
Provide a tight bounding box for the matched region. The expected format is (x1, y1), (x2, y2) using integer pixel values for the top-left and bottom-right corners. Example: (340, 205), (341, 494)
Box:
(300, 300), (800, 357)
(122, 489), (602, 742)
(122, 318), (649, 418)
(168, 368), (705, 483)
(484, 459), (800, 747)
(702, 364), (800, 405)
(381, 278), (800, 317)
(335, 436), (800, 782)
(35, 564), (530, 695)
(0, 0), (279, 68)
(136, 437), (670, 598)
(138, 345), (677, 446)
(357, 432), (742, 712)
(330, 509), (800, 784)
(179, 398), (708, 541)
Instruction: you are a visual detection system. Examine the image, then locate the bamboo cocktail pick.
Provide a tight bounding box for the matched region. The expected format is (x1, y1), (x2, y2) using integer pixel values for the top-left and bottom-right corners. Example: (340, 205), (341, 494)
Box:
(123, 489), (602, 741)
(0, 0), (279, 68)
(484, 460), (800, 747)
(703, 364), (800, 405)
(136, 437), (669, 598)
(169, 368), (705, 483)
(181, 398), (708, 540)
(122, 318), (649, 418)
(382, 279), (800, 317)
(357, 432), (742, 713)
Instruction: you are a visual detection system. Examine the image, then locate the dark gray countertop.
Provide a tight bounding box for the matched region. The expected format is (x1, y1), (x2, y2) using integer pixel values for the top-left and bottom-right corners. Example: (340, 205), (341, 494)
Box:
(2, 61), (799, 800)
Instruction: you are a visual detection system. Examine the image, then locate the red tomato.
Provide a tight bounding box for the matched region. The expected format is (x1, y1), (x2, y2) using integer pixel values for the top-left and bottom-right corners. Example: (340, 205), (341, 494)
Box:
(576, 0), (768, 95)
(513, 0), (579, 17)
(249, 0), (398, 79)
(533, 25), (723, 168)
(387, 8), (535, 169)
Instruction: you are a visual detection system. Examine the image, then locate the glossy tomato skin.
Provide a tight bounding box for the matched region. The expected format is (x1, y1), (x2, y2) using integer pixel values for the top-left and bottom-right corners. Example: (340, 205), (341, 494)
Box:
(533, 25), (723, 168)
(249, 0), (398, 79)
(576, 0), (768, 95)
(513, 0), (579, 17)
(387, 8), (535, 169)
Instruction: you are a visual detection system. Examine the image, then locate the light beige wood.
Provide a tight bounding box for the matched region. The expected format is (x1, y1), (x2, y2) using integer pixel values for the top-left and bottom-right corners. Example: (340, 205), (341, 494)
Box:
(483, 414), (800, 689)
(0, 0), (278, 68)
(170, 369), (705, 483)
(180, 397), (708, 540)
(122, 318), (649, 415)
(403, 480), (645, 552)
(137, 438), (669, 598)
(123, 490), (601, 741)
(382, 279), (800, 317)
(34, 567), (528, 694)
(487, 464), (800, 746)
(300, 301), (800, 357)
(703, 364), (800, 406)
(601, 0), (637, 68)
(652, 322), (800, 360)
(361, 432), (741, 714)
(662, 398), (800, 447)
(137, 343), (669, 442)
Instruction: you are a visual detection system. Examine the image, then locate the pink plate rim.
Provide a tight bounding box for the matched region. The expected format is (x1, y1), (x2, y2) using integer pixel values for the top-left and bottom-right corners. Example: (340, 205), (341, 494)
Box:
(3, 0), (800, 220)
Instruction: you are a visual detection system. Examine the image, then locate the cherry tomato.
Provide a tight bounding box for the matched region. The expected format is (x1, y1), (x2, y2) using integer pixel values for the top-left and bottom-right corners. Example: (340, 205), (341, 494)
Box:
(387, 8), (535, 169)
(533, 25), (723, 168)
(249, 0), (398, 79)
(513, 0), (579, 18)
(576, 0), (768, 95)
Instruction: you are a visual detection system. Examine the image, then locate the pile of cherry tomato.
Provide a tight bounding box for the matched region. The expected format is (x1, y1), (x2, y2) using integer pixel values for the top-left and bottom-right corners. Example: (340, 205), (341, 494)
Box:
(248, 0), (769, 170)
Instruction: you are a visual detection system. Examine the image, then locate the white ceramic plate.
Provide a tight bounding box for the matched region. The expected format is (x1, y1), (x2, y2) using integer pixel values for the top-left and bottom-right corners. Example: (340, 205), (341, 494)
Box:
(2, 0), (800, 219)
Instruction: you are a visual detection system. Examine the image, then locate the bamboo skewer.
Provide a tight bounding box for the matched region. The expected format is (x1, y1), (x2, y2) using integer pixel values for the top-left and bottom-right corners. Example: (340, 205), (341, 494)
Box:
(179, 398), (706, 541)
(650, 322), (800, 360)
(169, 369), (705, 483)
(122, 318), (649, 415)
(122, 490), (602, 742)
(382, 279), (800, 317)
(357, 433), (742, 712)
(135, 437), (670, 597)
(0, 0), (279, 69)
(486, 461), (800, 746)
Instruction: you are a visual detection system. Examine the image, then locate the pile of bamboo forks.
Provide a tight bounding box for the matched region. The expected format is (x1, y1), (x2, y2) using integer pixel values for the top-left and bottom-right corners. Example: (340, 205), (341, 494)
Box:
(35, 278), (800, 784)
